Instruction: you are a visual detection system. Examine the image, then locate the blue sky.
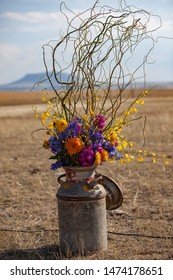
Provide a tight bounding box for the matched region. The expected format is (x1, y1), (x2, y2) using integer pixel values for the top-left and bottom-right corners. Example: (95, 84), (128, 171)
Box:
(0, 0), (173, 84)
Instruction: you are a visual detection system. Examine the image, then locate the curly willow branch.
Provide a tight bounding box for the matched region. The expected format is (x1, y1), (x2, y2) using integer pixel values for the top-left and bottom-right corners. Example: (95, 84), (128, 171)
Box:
(41, 0), (162, 127)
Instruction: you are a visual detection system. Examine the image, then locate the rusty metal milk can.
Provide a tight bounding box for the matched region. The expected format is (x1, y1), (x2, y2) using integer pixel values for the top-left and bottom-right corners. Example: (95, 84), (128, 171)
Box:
(57, 166), (123, 255)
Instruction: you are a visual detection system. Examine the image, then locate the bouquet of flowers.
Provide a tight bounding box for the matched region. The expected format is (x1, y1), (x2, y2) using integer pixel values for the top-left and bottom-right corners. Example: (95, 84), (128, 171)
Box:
(43, 114), (122, 170)
(33, 0), (164, 169)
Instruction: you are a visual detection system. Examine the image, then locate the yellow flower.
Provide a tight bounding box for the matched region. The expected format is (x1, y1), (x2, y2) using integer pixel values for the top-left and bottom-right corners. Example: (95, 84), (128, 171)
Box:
(114, 121), (123, 133)
(135, 99), (144, 105)
(106, 129), (118, 145)
(135, 100), (140, 104)
(88, 100), (95, 116)
(85, 123), (90, 130)
(122, 140), (128, 149)
(125, 153), (131, 163)
(55, 119), (68, 132)
(138, 156), (144, 162)
(124, 107), (138, 117)
(94, 151), (102, 166)
(41, 111), (50, 124)
(129, 141), (133, 147)
(109, 132), (117, 145)
(117, 144), (122, 151)
(48, 122), (54, 129)
(117, 139), (128, 151)
(83, 115), (88, 121)
(89, 106), (95, 116)
(52, 115), (57, 121)
(42, 97), (47, 102)
(65, 137), (83, 155)
(143, 90), (149, 96)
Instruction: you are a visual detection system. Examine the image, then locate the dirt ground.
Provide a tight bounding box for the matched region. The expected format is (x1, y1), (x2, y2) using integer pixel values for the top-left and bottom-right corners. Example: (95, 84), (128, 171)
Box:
(0, 93), (173, 260)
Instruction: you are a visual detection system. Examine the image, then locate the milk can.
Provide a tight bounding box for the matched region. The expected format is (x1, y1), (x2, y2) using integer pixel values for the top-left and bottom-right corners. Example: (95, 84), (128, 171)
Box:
(57, 166), (123, 256)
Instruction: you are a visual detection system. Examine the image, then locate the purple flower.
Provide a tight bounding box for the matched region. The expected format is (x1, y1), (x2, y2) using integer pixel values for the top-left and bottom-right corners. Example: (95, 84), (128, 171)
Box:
(68, 119), (81, 134)
(78, 148), (95, 167)
(97, 146), (103, 152)
(94, 115), (106, 129)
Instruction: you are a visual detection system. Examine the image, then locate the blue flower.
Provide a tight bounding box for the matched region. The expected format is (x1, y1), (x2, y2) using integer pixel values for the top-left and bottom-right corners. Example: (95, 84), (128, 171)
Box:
(48, 136), (62, 153)
(59, 119), (82, 140)
(108, 145), (116, 157)
(61, 157), (71, 166)
(102, 139), (122, 160)
(51, 161), (62, 170)
(114, 151), (122, 160)
(90, 132), (103, 142)
(102, 140), (111, 151)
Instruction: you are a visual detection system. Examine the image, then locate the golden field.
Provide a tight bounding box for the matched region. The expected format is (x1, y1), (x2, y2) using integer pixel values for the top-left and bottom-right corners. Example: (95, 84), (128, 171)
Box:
(0, 91), (55, 106)
(0, 89), (173, 106)
(0, 89), (173, 260)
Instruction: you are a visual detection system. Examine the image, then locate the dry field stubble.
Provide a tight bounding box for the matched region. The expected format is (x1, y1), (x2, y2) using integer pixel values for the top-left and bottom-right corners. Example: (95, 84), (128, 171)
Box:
(0, 90), (173, 260)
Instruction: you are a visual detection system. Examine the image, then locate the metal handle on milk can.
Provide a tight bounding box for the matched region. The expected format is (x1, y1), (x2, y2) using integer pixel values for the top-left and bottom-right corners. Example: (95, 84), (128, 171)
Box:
(98, 175), (123, 210)
(57, 174), (66, 185)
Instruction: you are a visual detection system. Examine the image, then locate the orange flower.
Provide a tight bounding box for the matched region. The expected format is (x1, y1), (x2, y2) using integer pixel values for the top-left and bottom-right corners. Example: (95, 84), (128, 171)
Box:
(43, 139), (49, 149)
(109, 132), (117, 145)
(100, 149), (109, 161)
(65, 137), (83, 155)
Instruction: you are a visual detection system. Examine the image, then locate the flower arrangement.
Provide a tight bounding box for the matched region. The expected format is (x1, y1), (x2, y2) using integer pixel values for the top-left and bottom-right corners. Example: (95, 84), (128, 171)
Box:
(33, 1), (170, 169)
(43, 114), (122, 170)
(34, 89), (154, 169)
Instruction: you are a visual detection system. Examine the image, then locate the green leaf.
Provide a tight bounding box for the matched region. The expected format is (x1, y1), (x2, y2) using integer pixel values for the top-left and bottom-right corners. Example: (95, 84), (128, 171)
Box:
(49, 155), (58, 160)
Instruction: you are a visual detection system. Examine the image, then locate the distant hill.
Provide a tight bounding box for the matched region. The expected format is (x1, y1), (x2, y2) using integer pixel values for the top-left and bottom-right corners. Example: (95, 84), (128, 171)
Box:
(0, 72), (172, 91)
(0, 72), (71, 91)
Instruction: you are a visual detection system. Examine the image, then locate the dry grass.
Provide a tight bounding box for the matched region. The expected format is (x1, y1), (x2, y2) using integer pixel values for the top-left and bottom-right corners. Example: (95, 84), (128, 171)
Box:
(0, 91), (55, 106)
(0, 90), (173, 260)
(0, 88), (172, 106)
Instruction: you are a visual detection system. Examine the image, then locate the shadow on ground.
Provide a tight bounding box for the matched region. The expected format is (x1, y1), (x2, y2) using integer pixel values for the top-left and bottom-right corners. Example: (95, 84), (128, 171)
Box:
(0, 245), (61, 260)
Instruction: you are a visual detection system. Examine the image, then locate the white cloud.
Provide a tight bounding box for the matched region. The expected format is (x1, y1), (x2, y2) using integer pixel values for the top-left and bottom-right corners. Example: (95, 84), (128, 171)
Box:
(1, 11), (60, 24)
(0, 10), (79, 35)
